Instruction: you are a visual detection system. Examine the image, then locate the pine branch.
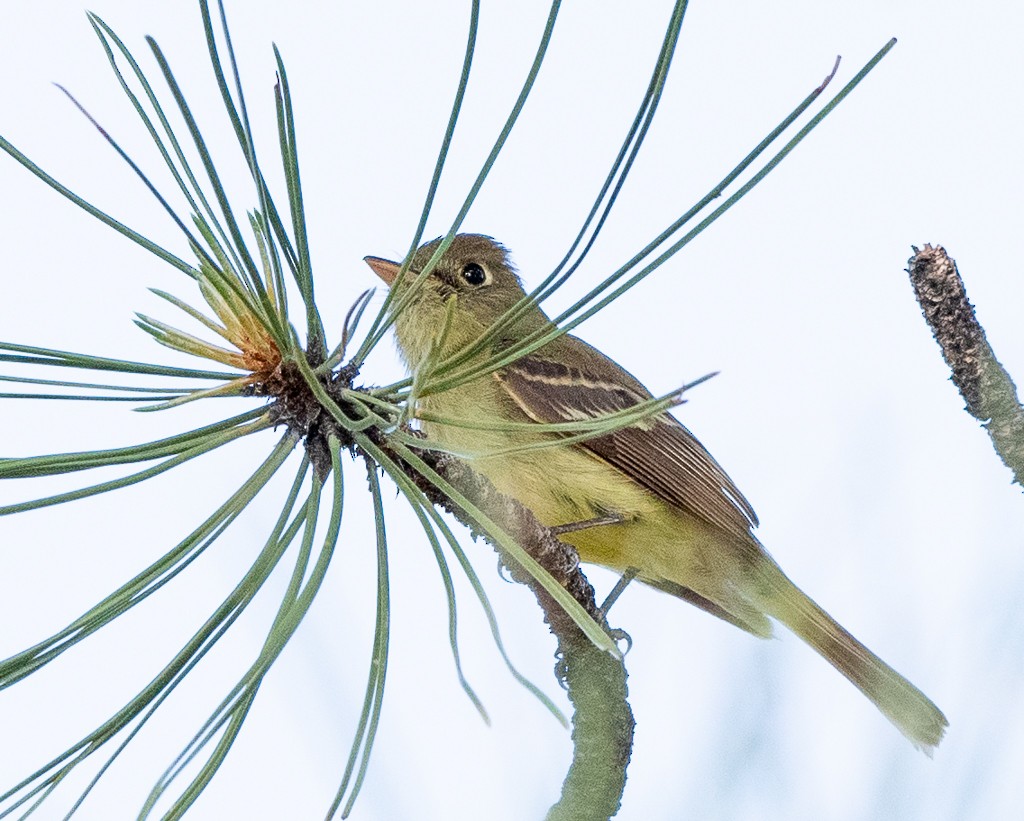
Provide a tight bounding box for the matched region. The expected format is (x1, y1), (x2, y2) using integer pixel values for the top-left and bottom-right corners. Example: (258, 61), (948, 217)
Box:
(907, 244), (1024, 484)
(368, 428), (634, 819)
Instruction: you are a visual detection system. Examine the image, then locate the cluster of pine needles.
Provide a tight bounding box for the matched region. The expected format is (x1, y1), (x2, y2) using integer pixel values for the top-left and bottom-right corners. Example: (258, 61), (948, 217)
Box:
(0, 1), (893, 816)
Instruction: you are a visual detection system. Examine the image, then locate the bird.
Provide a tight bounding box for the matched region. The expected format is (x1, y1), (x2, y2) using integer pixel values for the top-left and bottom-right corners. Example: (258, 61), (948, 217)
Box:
(364, 232), (948, 752)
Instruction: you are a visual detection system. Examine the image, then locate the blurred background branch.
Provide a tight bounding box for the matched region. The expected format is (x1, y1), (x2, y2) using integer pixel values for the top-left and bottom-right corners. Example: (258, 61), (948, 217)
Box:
(907, 244), (1024, 484)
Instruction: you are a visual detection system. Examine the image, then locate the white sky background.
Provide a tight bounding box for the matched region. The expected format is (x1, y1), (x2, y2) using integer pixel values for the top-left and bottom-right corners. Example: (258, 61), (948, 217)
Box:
(1, 2), (1022, 819)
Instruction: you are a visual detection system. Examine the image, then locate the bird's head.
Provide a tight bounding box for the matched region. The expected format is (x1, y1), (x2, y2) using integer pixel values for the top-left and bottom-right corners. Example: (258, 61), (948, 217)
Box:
(365, 233), (541, 370)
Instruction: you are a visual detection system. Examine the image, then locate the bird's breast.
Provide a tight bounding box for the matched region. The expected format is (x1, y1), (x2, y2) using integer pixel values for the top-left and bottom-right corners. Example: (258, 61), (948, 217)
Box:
(418, 382), (661, 528)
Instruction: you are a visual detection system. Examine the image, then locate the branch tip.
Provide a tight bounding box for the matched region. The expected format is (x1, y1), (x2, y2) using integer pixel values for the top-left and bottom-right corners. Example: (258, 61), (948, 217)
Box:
(907, 244), (1024, 485)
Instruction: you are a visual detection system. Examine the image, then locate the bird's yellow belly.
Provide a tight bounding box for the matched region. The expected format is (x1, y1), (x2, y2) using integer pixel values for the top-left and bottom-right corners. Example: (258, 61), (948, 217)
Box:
(419, 392), (765, 631)
(424, 415), (699, 572)
(417, 384), (753, 593)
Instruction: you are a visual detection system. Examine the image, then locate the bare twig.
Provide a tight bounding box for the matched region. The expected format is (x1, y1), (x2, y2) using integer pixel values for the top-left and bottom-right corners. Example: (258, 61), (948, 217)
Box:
(907, 244), (1024, 484)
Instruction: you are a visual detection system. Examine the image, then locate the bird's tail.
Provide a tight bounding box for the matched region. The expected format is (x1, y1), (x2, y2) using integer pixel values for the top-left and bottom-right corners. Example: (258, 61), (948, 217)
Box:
(748, 557), (948, 753)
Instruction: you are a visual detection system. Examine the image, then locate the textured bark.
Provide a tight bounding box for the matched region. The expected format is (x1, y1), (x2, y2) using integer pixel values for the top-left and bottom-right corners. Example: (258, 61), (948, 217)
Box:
(369, 430), (634, 819)
(907, 244), (1024, 485)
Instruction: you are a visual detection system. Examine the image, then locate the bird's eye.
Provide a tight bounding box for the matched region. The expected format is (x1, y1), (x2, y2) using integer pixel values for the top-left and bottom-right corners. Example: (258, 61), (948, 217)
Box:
(461, 262), (487, 286)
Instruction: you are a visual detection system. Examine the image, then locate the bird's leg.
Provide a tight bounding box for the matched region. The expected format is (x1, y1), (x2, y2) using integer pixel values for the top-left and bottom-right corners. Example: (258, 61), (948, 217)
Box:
(599, 567), (639, 617)
(497, 557), (515, 583)
(595, 567), (639, 653)
(549, 513), (623, 536)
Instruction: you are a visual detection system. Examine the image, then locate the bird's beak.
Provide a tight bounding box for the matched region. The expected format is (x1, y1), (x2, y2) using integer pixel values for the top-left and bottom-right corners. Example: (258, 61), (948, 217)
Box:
(364, 255), (401, 287)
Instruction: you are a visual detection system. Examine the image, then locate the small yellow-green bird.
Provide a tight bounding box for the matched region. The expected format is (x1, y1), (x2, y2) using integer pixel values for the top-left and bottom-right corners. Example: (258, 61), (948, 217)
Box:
(365, 233), (947, 751)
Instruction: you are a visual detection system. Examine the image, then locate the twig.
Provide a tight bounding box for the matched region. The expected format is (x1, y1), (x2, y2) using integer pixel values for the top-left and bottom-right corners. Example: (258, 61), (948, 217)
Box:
(907, 244), (1024, 484)
(367, 429), (635, 820)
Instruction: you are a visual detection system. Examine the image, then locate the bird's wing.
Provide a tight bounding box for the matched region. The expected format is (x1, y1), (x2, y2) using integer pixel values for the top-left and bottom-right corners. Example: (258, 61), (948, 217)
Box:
(495, 353), (758, 541)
